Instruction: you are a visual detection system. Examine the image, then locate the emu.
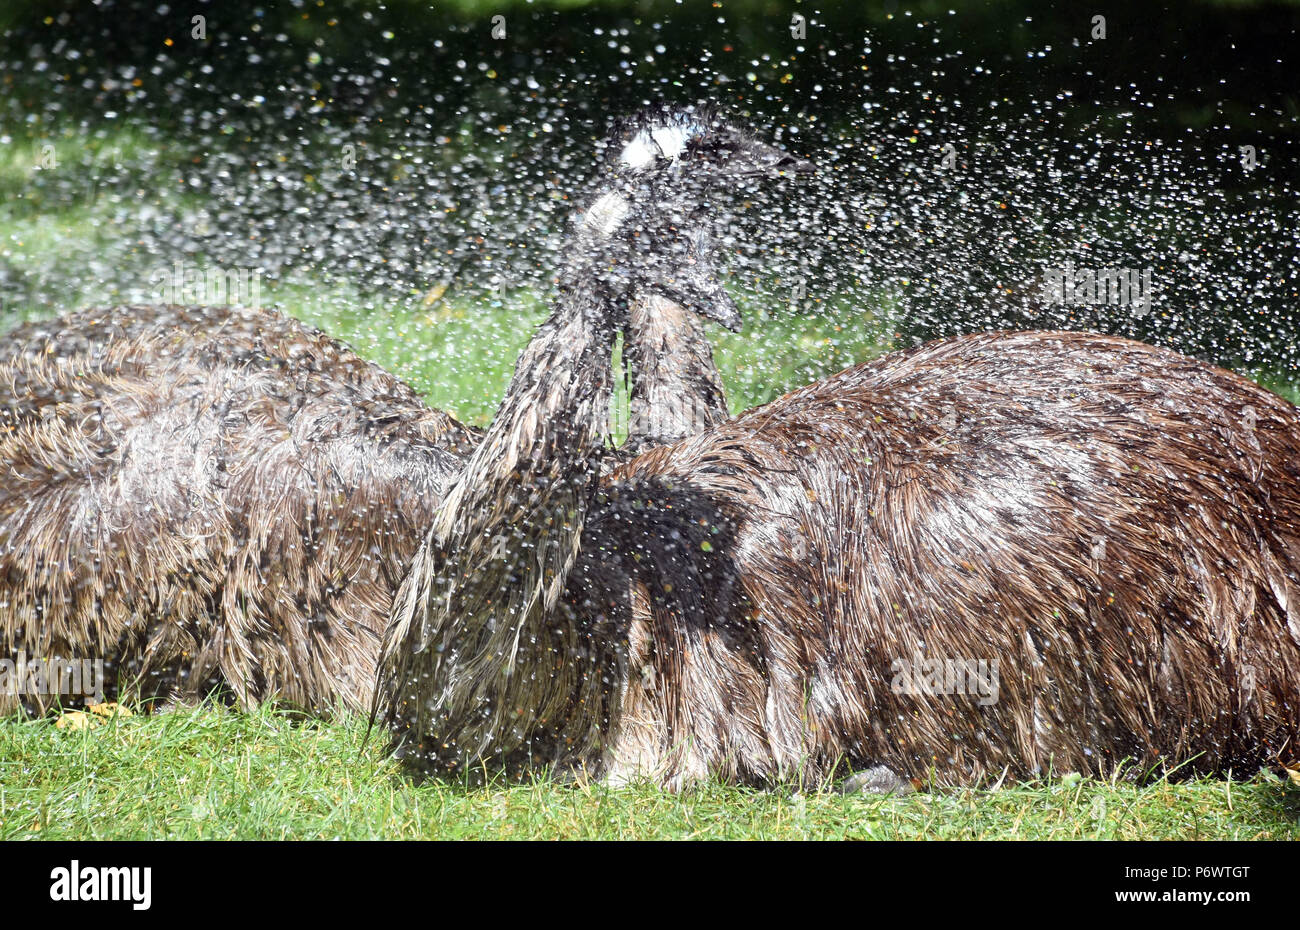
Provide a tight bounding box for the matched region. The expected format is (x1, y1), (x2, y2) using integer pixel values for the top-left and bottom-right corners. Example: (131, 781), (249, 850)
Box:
(0, 105), (767, 716)
(374, 107), (810, 774)
(378, 120), (1300, 790)
(587, 331), (1300, 788)
(0, 304), (474, 713)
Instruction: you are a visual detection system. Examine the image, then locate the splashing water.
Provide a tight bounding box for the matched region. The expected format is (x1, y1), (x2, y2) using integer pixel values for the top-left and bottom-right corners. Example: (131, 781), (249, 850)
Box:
(2, 2), (1296, 417)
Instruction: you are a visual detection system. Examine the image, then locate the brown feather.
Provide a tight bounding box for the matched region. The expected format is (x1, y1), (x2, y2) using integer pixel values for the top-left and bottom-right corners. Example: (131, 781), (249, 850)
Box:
(0, 293), (726, 717)
(0, 304), (472, 714)
(581, 330), (1300, 787)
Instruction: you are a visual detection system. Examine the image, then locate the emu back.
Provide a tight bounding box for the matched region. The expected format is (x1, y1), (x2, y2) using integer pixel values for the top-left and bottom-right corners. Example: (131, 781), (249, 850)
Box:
(0, 305), (474, 714)
(592, 330), (1300, 787)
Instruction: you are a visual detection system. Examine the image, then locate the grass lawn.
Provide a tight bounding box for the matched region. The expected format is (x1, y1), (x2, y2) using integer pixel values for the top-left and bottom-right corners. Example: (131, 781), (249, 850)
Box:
(1, 704), (1296, 840)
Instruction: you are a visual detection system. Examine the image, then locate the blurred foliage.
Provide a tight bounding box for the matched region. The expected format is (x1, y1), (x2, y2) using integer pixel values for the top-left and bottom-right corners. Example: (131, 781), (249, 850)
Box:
(2, 0), (1298, 145)
(1, 0), (1297, 389)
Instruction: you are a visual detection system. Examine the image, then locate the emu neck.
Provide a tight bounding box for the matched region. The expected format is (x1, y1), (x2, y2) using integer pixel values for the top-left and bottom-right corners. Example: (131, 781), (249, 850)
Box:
(379, 248), (619, 776)
(624, 294), (728, 454)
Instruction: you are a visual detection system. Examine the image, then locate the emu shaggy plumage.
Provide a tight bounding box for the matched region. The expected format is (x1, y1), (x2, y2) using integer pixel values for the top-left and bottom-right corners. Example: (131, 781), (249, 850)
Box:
(374, 105), (808, 777)
(0, 292), (730, 715)
(382, 314), (1300, 788)
(579, 330), (1300, 787)
(0, 304), (476, 714)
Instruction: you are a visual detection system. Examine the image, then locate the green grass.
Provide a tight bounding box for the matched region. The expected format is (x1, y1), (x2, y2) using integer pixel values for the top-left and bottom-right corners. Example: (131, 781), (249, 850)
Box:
(270, 283), (897, 428)
(2, 704), (1295, 840)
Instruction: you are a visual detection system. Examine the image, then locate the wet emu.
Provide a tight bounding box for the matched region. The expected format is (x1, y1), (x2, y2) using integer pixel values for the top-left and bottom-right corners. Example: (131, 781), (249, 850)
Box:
(588, 331), (1300, 788)
(374, 107), (810, 774)
(0, 107), (770, 716)
(379, 137), (1300, 791)
(0, 304), (475, 713)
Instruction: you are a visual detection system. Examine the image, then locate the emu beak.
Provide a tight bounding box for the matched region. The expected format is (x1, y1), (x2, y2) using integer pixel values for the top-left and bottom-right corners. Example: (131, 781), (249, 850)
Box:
(700, 286), (743, 331)
(656, 267), (743, 332)
(725, 139), (814, 179)
(774, 153), (815, 176)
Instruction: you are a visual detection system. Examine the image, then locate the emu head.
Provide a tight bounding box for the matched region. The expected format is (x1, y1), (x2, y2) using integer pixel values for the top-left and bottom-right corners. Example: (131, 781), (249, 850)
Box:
(580, 104), (811, 331)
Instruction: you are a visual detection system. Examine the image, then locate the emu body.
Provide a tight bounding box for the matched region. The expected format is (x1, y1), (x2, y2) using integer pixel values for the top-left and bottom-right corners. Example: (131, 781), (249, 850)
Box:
(583, 330), (1300, 787)
(376, 106), (807, 774)
(0, 304), (473, 713)
(0, 279), (731, 714)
